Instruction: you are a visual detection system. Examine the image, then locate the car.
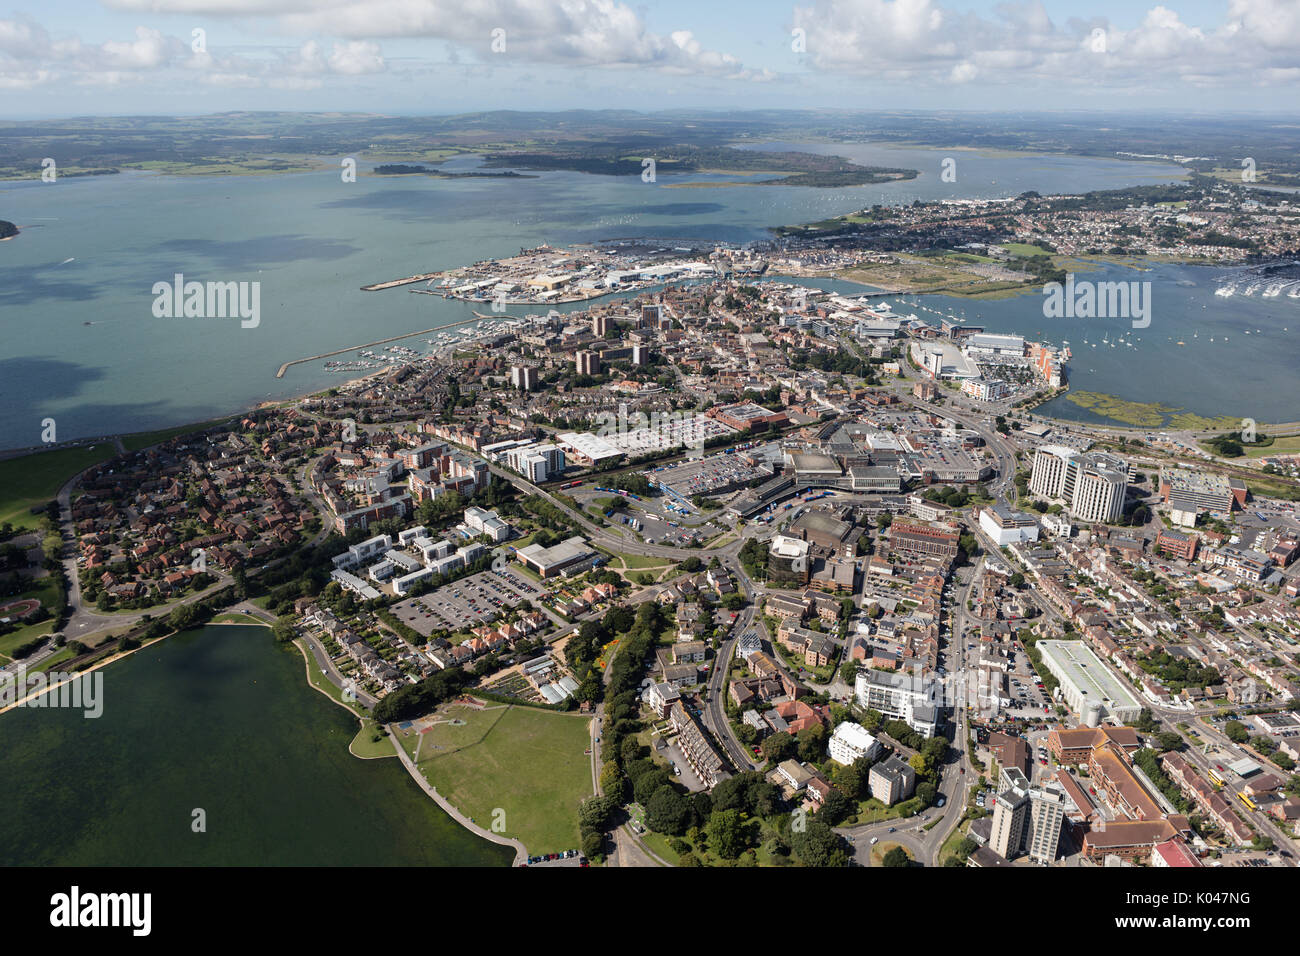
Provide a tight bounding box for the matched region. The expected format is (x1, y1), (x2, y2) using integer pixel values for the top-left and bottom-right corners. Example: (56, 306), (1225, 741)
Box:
(888, 827), (896, 833)
(870, 837), (879, 845)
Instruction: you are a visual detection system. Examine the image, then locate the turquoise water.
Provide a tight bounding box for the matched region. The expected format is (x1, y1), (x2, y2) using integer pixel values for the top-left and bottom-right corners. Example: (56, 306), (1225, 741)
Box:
(0, 146), (1190, 448)
(0, 625), (512, 866)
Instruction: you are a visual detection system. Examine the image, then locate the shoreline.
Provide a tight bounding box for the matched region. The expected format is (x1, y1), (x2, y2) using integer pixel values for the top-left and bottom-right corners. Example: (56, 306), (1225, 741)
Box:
(387, 712), (529, 865)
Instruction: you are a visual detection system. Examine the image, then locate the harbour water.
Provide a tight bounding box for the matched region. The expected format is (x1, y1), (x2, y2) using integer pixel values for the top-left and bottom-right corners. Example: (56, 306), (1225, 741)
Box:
(1, 145), (1277, 448)
(787, 261), (1300, 426)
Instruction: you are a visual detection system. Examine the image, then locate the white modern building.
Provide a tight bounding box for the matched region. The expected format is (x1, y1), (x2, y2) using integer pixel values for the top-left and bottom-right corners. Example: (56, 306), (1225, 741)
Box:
(464, 506), (511, 543)
(854, 669), (943, 738)
(828, 721), (883, 766)
(1037, 639), (1143, 725)
(978, 504), (1041, 545)
(1029, 445), (1129, 524)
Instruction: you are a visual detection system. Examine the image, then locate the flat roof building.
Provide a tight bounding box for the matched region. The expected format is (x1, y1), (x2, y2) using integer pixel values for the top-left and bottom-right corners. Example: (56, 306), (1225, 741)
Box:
(1038, 640), (1143, 725)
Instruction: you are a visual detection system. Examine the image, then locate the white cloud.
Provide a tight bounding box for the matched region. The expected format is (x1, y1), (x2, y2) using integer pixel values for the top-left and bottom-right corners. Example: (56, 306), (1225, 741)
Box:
(789, 0), (1300, 90)
(102, 0), (752, 76)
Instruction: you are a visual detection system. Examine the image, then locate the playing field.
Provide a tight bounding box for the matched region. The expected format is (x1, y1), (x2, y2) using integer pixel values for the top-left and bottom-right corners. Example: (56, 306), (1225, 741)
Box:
(0, 443), (117, 531)
(396, 700), (594, 856)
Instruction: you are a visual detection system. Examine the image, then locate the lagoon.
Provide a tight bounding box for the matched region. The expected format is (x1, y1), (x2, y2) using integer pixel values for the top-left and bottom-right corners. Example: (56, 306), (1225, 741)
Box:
(0, 625), (511, 866)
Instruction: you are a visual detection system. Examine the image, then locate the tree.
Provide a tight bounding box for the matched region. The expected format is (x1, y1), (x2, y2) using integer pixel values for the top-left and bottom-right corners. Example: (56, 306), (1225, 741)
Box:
(796, 723), (828, 763)
(581, 830), (604, 860)
(633, 768), (673, 805)
(705, 809), (748, 859)
(816, 788), (853, 825)
(790, 818), (846, 867)
(271, 614), (296, 643)
(599, 762), (626, 801)
(761, 732), (796, 764)
(646, 785), (691, 836)
(882, 846), (912, 867)
(578, 794), (617, 830)
(1156, 731), (1184, 752)
(832, 758), (870, 799)
(1224, 720), (1249, 744)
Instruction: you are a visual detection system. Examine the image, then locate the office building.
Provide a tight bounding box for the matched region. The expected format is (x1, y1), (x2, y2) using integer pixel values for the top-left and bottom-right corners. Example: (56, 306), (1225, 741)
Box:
(978, 504), (1040, 545)
(886, 521), (960, 559)
(575, 350), (600, 375)
(1029, 445), (1128, 524)
(1159, 467), (1246, 514)
(592, 314), (609, 337)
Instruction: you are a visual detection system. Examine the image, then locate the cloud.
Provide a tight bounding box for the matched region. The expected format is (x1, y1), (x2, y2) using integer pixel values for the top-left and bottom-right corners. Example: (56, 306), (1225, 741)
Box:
(788, 0), (1300, 90)
(0, 15), (388, 90)
(101, 0), (753, 76)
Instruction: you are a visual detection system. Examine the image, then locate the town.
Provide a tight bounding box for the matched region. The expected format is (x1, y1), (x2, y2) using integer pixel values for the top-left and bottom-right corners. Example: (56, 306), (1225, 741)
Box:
(5, 232), (1300, 872)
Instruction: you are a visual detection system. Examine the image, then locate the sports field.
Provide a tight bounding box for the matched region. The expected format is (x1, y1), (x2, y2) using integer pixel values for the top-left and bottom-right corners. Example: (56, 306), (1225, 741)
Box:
(394, 700), (594, 855)
(0, 444), (117, 531)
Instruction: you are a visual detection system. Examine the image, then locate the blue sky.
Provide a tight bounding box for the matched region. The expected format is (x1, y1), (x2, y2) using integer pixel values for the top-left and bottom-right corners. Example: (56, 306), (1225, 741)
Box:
(2, 0), (1298, 117)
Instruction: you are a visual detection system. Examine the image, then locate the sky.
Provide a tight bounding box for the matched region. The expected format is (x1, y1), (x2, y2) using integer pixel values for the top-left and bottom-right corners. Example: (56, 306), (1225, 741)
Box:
(1, 0), (1298, 117)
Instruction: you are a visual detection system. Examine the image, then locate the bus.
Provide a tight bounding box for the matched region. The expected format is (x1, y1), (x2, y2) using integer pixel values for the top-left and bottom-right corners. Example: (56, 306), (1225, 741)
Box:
(1237, 791), (1257, 812)
(1207, 768), (1225, 787)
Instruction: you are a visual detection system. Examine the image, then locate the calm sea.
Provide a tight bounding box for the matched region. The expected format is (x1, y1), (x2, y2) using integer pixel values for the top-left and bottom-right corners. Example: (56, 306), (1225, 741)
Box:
(0, 144), (1201, 448)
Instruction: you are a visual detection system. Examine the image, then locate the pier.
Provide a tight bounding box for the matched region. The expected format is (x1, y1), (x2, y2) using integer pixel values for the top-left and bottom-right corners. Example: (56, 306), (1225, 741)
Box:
(273, 314), (510, 378)
(360, 273), (445, 292)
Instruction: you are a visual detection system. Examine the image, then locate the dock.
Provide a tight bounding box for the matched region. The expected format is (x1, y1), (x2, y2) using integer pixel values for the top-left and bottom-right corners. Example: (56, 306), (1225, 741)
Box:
(360, 273), (445, 292)
(274, 315), (502, 378)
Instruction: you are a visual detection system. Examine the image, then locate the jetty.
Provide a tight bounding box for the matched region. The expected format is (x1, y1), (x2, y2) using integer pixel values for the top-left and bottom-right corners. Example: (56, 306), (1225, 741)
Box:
(360, 272), (445, 292)
(274, 315), (504, 378)
(275, 328), (442, 378)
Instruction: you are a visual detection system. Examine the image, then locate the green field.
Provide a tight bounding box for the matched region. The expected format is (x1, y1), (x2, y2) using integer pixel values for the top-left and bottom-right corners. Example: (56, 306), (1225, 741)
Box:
(0, 443), (117, 531)
(398, 701), (593, 855)
(1001, 242), (1051, 257)
(1240, 435), (1300, 459)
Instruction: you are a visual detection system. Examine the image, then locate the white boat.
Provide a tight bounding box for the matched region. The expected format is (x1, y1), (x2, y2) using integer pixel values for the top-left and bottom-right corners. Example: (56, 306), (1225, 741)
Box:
(1215, 284), (1235, 297)
(1264, 282), (1287, 297)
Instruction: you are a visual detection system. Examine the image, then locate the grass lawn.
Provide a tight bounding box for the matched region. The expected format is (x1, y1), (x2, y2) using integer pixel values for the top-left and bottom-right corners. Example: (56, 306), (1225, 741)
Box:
(843, 797), (916, 827)
(1001, 242), (1050, 257)
(1239, 435), (1300, 459)
(294, 640), (366, 716)
(350, 718), (396, 758)
(595, 548), (667, 571)
(401, 700), (594, 855)
(0, 620), (57, 664)
(0, 443), (117, 531)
